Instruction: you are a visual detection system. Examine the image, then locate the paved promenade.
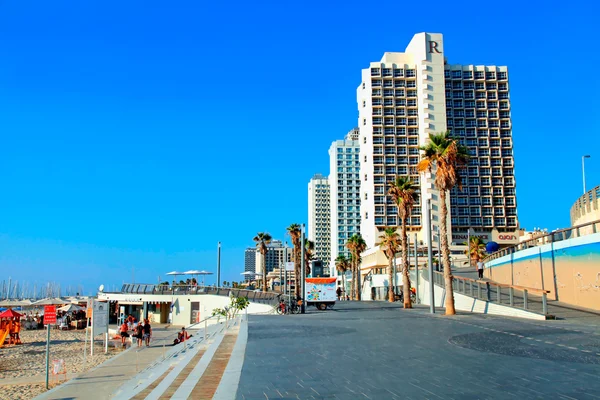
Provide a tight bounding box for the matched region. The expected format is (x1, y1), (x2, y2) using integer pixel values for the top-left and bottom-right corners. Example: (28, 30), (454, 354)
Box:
(236, 302), (600, 399)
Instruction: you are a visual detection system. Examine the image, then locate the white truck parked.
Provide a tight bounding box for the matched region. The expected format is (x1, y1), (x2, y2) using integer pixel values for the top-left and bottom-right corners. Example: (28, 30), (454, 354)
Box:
(304, 277), (337, 310)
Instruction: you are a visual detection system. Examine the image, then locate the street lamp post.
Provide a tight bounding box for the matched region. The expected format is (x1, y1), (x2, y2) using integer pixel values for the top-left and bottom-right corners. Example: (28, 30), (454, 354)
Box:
(583, 155), (591, 194)
(300, 224), (306, 314)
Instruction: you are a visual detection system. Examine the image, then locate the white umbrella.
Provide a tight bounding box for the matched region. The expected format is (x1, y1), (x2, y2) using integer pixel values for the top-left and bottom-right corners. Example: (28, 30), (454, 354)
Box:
(33, 297), (69, 306)
(58, 304), (84, 312)
(183, 270), (203, 275)
(0, 299), (27, 307)
(166, 271), (184, 276)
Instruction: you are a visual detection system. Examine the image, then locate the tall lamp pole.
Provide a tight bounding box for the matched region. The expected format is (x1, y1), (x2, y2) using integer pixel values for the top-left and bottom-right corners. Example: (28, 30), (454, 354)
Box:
(217, 242), (221, 287)
(583, 155), (591, 194)
(300, 224), (306, 314)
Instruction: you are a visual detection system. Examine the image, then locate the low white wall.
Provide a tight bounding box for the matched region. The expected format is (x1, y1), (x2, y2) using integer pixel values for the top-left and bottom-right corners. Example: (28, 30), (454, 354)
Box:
(415, 271), (546, 320)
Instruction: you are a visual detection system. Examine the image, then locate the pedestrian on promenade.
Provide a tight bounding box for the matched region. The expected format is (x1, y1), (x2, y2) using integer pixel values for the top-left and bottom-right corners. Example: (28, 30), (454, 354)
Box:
(135, 322), (144, 347)
(120, 321), (129, 347)
(336, 287), (342, 301)
(477, 260), (484, 279)
(143, 319), (152, 347)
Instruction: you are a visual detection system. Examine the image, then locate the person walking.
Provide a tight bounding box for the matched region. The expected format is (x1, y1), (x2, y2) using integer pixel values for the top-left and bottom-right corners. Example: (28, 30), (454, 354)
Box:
(135, 321), (144, 347)
(119, 321), (129, 347)
(143, 319), (152, 347)
(336, 286), (342, 301)
(477, 260), (484, 279)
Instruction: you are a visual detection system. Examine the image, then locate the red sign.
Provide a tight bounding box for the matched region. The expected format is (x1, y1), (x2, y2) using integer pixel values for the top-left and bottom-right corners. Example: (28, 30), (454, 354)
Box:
(44, 305), (57, 325)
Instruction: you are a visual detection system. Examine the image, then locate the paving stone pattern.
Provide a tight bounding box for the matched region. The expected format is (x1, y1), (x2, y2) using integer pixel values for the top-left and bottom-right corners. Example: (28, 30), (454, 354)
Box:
(236, 302), (600, 399)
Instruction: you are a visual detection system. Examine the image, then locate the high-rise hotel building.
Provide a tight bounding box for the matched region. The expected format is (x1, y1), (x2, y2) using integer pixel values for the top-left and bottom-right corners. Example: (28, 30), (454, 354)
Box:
(308, 174), (331, 265)
(358, 32), (518, 250)
(328, 128), (361, 278)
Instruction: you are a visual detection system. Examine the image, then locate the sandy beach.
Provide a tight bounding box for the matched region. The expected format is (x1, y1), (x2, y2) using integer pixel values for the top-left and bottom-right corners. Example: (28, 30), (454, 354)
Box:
(0, 328), (123, 400)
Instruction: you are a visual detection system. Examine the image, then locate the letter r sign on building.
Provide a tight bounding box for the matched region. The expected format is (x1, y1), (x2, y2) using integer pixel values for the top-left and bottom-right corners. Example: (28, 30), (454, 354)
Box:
(428, 41), (441, 54)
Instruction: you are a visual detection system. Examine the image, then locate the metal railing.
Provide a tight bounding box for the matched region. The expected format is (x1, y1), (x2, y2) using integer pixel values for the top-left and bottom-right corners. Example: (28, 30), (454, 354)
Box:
(485, 219), (600, 262)
(433, 271), (551, 315)
(108, 285), (280, 306)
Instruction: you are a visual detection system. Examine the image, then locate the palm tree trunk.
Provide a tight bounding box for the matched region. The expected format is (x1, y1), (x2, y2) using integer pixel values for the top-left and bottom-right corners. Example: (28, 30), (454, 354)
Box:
(401, 216), (412, 308)
(294, 245), (301, 298)
(262, 250), (267, 292)
(388, 252), (394, 303)
(439, 189), (456, 315)
(355, 257), (362, 301)
(350, 263), (355, 300)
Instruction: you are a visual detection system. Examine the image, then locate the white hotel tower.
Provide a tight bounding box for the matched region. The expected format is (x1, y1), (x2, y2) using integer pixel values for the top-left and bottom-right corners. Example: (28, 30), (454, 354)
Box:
(358, 32), (518, 252)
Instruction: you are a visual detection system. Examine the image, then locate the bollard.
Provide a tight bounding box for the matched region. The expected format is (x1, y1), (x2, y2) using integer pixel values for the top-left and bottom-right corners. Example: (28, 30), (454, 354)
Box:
(523, 289), (528, 310)
(509, 287), (514, 306)
(486, 282), (491, 301)
(497, 286), (501, 303)
(542, 293), (548, 315)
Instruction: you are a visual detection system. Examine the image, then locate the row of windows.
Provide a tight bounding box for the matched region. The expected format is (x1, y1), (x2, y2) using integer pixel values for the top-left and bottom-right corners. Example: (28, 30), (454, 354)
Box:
(445, 81), (508, 90)
(336, 147), (360, 153)
(370, 68), (416, 77)
(447, 100), (510, 109)
(450, 128), (511, 138)
(372, 127), (420, 135)
(372, 108), (419, 116)
(372, 89), (418, 97)
(452, 217), (517, 226)
(371, 99), (419, 107)
(373, 216), (421, 226)
(444, 70), (508, 80)
(446, 91), (510, 100)
(371, 79), (417, 88)
(449, 110), (510, 118)
(449, 120), (511, 129)
(451, 207), (517, 216)
(369, 118), (419, 126)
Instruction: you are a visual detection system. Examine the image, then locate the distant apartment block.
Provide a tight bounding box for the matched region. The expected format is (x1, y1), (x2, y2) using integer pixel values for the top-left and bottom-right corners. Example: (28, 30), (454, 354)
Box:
(255, 240), (292, 276)
(244, 247), (256, 282)
(329, 128), (361, 277)
(308, 174), (331, 266)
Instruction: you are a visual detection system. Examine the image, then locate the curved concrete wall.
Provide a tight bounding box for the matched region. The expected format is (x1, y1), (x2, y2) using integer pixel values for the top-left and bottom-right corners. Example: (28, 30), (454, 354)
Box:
(571, 185), (600, 226)
(485, 234), (600, 311)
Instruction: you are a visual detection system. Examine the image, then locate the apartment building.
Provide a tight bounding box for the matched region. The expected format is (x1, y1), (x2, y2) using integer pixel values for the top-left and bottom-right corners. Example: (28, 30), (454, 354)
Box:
(357, 32), (519, 253)
(308, 174), (331, 266)
(255, 240), (292, 276)
(244, 247), (256, 282)
(328, 128), (361, 278)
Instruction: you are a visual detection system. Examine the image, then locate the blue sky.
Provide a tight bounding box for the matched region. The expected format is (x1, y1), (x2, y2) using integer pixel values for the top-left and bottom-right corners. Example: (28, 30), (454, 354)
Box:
(0, 0), (598, 295)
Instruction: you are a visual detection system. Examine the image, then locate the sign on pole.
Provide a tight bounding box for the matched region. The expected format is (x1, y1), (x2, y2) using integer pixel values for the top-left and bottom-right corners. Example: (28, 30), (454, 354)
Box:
(44, 306), (57, 325)
(91, 300), (109, 355)
(285, 262), (294, 271)
(43, 305), (56, 389)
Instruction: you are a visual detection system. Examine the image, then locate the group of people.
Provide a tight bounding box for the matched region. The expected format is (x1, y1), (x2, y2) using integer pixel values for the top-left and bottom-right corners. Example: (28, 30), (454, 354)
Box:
(336, 287), (350, 301)
(119, 315), (152, 348)
(0, 318), (21, 345)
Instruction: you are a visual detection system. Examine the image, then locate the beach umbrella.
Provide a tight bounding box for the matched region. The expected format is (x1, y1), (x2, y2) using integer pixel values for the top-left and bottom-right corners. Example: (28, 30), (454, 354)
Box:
(0, 308), (24, 318)
(166, 271), (184, 276)
(58, 304), (84, 312)
(183, 270), (203, 275)
(0, 299), (27, 307)
(33, 297), (69, 306)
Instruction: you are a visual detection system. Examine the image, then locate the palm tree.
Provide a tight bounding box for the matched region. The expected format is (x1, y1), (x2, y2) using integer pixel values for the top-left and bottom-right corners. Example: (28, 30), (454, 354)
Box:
(418, 131), (469, 315)
(464, 236), (486, 266)
(304, 239), (314, 276)
(286, 224), (302, 298)
(379, 228), (400, 303)
(335, 254), (350, 298)
(346, 234), (366, 300)
(388, 177), (418, 308)
(253, 232), (272, 292)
